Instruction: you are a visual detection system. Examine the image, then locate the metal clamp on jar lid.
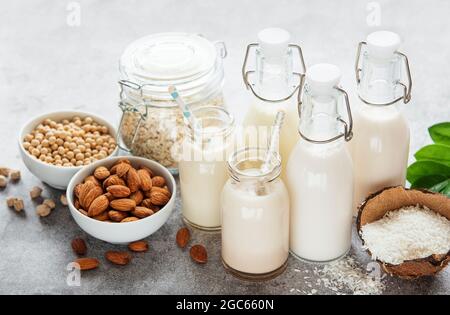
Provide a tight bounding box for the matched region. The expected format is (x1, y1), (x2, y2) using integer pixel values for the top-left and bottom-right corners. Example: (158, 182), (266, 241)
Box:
(355, 30), (412, 106)
(242, 27), (306, 103)
(298, 63), (353, 144)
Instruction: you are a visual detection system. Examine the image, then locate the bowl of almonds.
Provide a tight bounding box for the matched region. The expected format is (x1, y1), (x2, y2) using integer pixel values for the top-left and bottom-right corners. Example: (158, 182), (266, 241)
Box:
(67, 156), (176, 244)
(19, 111), (119, 189)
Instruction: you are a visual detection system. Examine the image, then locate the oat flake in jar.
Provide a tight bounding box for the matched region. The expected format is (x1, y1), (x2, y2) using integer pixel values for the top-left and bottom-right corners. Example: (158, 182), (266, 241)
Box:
(117, 33), (227, 174)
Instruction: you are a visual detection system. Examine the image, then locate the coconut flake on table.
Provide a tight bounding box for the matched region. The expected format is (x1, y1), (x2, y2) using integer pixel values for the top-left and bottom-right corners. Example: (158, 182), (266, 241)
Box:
(361, 205), (450, 265)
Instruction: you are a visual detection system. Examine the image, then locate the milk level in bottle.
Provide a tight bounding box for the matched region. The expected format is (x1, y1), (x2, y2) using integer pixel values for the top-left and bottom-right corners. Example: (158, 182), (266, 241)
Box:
(179, 106), (235, 231)
(221, 148), (289, 280)
(350, 31), (412, 215)
(287, 64), (354, 262)
(242, 28), (306, 180)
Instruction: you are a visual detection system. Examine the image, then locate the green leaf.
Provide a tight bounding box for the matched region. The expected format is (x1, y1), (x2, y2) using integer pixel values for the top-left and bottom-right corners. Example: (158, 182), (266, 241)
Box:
(406, 160), (450, 184)
(429, 122), (450, 145)
(441, 183), (450, 197)
(429, 179), (450, 193)
(414, 144), (450, 167)
(411, 175), (448, 189)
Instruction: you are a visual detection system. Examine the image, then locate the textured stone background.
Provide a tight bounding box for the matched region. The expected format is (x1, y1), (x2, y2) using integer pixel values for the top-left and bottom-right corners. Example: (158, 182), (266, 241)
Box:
(0, 0), (449, 294)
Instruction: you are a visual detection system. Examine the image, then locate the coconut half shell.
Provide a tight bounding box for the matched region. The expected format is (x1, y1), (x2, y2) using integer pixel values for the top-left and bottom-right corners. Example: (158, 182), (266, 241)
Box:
(356, 186), (450, 279)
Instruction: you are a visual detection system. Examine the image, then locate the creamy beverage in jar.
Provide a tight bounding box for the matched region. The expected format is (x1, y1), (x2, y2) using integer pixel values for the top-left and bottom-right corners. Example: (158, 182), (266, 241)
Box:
(350, 31), (412, 215)
(179, 107), (235, 230)
(287, 64), (354, 262)
(242, 28), (306, 181)
(221, 148), (289, 280)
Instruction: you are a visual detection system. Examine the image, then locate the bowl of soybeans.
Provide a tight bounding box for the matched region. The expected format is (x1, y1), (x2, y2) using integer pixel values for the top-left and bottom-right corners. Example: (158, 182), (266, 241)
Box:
(19, 111), (119, 189)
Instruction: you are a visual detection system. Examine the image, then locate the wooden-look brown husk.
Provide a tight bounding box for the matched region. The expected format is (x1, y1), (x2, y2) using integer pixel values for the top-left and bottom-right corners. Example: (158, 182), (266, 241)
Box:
(356, 186), (450, 279)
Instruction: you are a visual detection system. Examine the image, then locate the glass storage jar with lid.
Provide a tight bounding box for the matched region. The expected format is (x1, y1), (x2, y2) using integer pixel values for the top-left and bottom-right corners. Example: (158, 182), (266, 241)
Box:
(118, 33), (227, 173)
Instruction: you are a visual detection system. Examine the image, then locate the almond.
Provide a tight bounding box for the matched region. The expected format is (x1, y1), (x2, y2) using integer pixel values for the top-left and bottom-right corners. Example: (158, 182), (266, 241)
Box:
(151, 176), (166, 188)
(103, 175), (126, 189)
(74, 184), (83, 199)
(78, 208), (88, 216)
(138, 169), (152, 191)
(87, 195), (109, 217)
(105, 251), (131, 266)
(75, 258), (99, 271)
(108, 210), (128, 222)
(190, 245), (207, 264)
(116, 163), (131, 178)
(107, 185), (131, 198)
(93, 211), (110, 221)
(139, 166), (153, 178)
(121, 216), (139, 223)
(94, 166), (110, 180)
(115, 158), (131, 165)
(74, 198), (81, 210)
(141, 199), (160, 212)
(131, 206), (154, 219)
(150, 190), (170, 206)
(176, 227), (191, 248)
(79, 181), (103, 209)
(71, 238), (87, 256)
(110, 199), (136, 211)
(128, 241), (149, 252)
(103, 192), (114, 201)
(126, 168), (141, 193)
(130, 190), (144, 205)
(85, 175), (101, 187)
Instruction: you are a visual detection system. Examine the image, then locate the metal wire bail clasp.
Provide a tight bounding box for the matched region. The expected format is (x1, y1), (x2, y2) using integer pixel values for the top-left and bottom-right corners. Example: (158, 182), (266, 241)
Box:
(298, 86), (353, 144)
(355, 41), (412, 105)
(242, 43), (306, 103)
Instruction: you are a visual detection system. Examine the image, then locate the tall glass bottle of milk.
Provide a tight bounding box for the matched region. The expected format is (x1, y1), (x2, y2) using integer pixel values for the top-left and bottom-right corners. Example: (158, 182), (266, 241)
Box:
(179, 106), (235, 231)
(351, 31), (412, 215)
(287, 64), (354, 263)
(242, 28), (306, 180)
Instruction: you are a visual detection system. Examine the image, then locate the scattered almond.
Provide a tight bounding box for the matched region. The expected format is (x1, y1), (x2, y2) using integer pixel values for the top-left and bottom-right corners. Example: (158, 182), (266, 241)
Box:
(29, 186), (43, 199)
(176, 227), (191, 248)
(94, 166), (110, 180)
(105, 251), (132, 266)
(132, 206), (154, 219)
(13, 198), (25, 212)
(71, 238), (87, 256)
(0, 175), (7, 188)
(6, 197), (16, 208)
(10, 170), (21, 181)
(190, 245), (208, 264)
(128, 241), (149, 252)
(60, 194), (68, 206)
(43, 198), (56, 210)
(0, 167), (9, 177)
(36, 204), (51, 217)
(107, 185), (131, 198)
(88, 195), (109, 217)
(74, 257), (99, 271)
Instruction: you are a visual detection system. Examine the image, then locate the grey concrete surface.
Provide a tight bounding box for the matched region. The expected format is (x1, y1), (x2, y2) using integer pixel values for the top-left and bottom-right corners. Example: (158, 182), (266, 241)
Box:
(0, 0), (449, 295)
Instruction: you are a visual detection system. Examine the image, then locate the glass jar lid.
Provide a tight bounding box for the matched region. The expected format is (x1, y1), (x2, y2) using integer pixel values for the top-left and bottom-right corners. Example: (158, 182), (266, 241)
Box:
(119, 33), (225, 102)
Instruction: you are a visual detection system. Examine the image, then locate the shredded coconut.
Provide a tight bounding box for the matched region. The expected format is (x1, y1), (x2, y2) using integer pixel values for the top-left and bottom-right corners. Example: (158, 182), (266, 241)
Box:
(361, 205), (450, 265)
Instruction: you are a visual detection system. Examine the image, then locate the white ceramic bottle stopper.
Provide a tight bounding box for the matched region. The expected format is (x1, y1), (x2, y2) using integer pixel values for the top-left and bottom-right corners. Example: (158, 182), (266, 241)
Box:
(366, 30), (401, 59)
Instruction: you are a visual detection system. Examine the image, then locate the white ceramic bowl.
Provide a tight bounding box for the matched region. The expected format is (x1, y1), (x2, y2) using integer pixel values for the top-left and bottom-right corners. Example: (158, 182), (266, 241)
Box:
(67, 156), (177, 244)
(18, 111), (119, 190)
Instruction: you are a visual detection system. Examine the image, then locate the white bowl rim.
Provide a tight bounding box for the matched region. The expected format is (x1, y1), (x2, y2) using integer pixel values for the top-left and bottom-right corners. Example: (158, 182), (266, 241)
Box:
(67, 156), (177, 225)
(18, 110), (119, 171)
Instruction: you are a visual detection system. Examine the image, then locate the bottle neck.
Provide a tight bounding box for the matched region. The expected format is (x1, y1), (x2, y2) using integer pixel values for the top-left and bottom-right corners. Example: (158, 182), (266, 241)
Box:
(254, 48), (294, 101)
(299, 88), (342, 143)
(358, 53), (403, 106)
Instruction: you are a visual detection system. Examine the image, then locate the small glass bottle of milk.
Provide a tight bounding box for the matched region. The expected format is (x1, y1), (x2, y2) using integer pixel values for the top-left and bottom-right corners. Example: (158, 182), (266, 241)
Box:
(350, 31), (412, 215)
(287, 64), (354, 263)
(221, 148), (290, 280)
(179, 106), (235, 231)
(242, 28), (306, 181)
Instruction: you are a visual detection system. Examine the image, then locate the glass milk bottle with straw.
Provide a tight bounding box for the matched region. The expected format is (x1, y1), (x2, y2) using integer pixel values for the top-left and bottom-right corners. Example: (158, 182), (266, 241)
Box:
(221, 112), (289, 280)
(242, 28), (306, 180)
(287, 64), (354, 263)
(350, 31), (412, 215)
(171, 87), (236, 231)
